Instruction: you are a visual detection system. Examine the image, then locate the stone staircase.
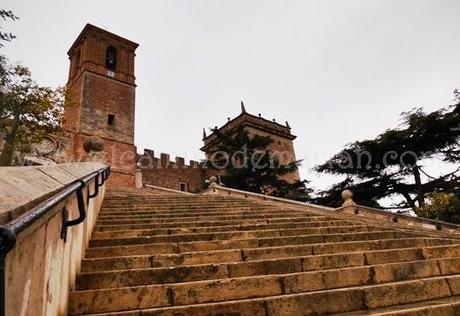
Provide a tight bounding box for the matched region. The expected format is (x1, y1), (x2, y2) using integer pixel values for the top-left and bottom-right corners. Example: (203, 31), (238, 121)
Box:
(68, 187), (460, 315)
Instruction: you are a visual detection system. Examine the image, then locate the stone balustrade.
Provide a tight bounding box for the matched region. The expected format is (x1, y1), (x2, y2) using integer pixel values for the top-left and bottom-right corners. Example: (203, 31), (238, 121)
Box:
(202, 179), (460, 234)
(337, 190), (460, 234)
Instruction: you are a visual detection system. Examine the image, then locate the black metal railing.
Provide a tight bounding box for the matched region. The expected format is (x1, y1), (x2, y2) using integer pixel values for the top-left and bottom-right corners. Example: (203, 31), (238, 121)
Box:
(0, 165), (110, 316)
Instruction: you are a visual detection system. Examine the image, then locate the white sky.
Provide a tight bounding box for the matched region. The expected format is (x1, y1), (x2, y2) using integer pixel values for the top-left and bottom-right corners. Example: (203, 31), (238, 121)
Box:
(2, 0), (460, 195)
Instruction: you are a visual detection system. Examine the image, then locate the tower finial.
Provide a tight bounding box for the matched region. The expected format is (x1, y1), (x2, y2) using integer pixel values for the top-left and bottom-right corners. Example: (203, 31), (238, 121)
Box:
(202, 128), (207, 139)
(285, 121), (291, 128)
(241, 101), (246, 113)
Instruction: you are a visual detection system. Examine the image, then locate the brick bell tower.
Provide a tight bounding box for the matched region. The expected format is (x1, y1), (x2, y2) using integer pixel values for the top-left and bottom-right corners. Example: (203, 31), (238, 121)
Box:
(64, 24), (138, 186)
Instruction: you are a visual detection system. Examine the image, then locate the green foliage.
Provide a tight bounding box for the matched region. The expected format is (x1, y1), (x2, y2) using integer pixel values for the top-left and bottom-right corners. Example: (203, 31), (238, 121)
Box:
(416, 192), (460, 224)
(0, 60), (64, 166)
(315, 92), (460, 210)
(207, 126), (311, 200)
(0, 9), (18, 47)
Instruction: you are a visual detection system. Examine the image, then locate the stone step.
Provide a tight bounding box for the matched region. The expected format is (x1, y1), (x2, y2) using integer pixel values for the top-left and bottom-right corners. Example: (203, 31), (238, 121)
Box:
(97, 208), (306, 218)
(91, 220), (358, 239)
(87, 230), (410, 253)
(93, 216), (333, 231)
(89, 225), (383, 247)
(76, 296), (460, 316)
(100, 202), (276, 209)
(76, 246), (460, 290)
(102, 196), (248, 202)
(336, 296), (460, 315)
(81, 237), (458, 270)
(96, 210), (311, 221)
(80, 242), (460, 274)
(68, 273), (460, 314)
(100, 205), (282, 213)
(101, 201), (279, 206)
(95, 213), (315, 225)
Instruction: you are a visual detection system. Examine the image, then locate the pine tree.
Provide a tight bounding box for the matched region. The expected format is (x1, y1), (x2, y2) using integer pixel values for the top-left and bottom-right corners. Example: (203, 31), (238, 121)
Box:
(314, 92), (460, 210)
(206, 126), (311, 200)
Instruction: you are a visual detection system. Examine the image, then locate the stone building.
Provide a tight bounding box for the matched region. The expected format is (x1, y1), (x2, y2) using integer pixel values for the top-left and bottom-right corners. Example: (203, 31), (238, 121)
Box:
(138, 103), (300, 192)
(201, 102), (300, 184)
(60, 24), (138, 187)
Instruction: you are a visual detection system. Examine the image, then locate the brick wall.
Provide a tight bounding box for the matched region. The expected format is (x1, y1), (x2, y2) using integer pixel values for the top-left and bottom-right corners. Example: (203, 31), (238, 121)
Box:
(138, 149), (218, 192)
(60, 24), (138, 187)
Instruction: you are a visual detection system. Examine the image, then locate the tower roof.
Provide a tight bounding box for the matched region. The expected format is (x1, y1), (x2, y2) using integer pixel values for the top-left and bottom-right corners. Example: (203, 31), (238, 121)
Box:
(68, 23), (139, 55)
(201, 103), (296, 152)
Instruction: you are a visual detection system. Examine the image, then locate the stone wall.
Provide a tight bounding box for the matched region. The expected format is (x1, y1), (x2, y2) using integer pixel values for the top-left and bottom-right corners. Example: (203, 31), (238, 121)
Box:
(137, 149), (218, 192)
(0, 162), (107, 315)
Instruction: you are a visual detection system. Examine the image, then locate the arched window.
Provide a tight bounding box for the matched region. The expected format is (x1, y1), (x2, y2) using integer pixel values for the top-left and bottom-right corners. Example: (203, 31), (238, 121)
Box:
(105, 46), (117, 71)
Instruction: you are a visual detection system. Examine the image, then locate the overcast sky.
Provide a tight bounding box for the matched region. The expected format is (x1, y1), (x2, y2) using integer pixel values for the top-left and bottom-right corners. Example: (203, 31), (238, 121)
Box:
(2, 0), (460, 193)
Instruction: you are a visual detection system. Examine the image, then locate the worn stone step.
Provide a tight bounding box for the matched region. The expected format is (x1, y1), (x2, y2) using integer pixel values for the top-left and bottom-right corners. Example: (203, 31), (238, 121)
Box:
(81, 237), (457, 270)
(101, 201), (276, 206)
(93, 216), (332, 231)
(89, 225), (382, 247)
(337, 296), (460, 315)
(263, 276), (460, 314)
(74, 295), (460, 316)
(96, 211), (310, 221)
(103, 197), (266, 202)
(91, 220), (358, 239)
(244, 237), (459, 261)
(104, 199), (253, 202)
(95, 213), (314, 225)
(97, 209), (306, 219)
(87, 230), (407, 254)
(100, 205), (283, 211)
(99, 206), (282, 214)
(76, 246), (460, 290)
(68, 272), (460, 314)
(100, 203), (278, 211)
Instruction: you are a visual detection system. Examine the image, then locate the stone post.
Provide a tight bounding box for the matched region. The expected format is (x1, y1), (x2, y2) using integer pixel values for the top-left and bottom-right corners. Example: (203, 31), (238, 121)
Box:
(341, 189), (357, 214)
(135, 162), (143, 189)
(208, 176), (218, 192)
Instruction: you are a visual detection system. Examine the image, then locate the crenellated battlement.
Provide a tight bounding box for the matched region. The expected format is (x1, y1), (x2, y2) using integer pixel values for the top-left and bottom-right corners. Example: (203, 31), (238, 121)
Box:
(137, 148), (203, 169)
(136, 148), (218, 192)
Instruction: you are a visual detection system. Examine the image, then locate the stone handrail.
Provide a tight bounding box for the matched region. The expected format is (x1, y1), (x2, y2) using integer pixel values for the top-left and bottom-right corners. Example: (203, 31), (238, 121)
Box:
(144, 184), (195, 195)
(201, 181), (460, 235)
(0, 162), (109, 316)
(338, 189), (460, 234)
(200, 182), (334, 212)
(337, 203), (460, 234)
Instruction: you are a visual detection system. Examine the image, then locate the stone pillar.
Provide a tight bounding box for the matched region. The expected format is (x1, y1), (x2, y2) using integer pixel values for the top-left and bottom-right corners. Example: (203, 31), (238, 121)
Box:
(341, 189), (357, 214)
(135, 162), (143, 189)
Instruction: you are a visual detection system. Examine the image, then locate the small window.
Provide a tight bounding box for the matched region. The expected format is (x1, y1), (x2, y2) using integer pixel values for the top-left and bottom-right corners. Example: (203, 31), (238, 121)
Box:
(178, 182), (188, 192)
(107, 114), (115, 126)
(75, 49), (81, 67)
(106, 46), (117, 71)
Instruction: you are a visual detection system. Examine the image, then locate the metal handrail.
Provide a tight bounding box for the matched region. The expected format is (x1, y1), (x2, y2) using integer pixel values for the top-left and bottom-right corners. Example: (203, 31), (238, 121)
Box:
(0, 165), (110, 316)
